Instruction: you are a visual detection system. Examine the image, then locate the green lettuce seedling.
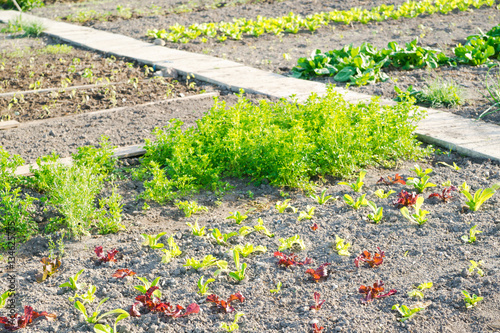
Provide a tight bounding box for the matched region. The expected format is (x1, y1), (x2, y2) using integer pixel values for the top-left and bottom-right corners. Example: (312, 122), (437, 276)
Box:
(367, 201), (384, 223)
(231, 243), (267, 257)
(407, 282), (433, 299)
(220, 312), (245, 332)
(74, 298), (128, 324)
(461, 225), (482, 243)
(400, 197), (429, 225)
(238, 226), (255, 237)
(69, 285), (96, 304)
(407, 175), (437, 193)
(462, 290), (483, 308)
(298, 205), (315, 221)
(186, 219), (206, 237)
(275, 199), (296, 213)
(226, 209), (254, 224)
(343, 193), (369, 209)
(411, 164), (432, 177)
(438, 161), (461, 171)
(253, 218), (274, 238)
(278, 235), (306, 251)
(161, 236), (182, 264)
(310, 189), (336, 204)
(174, 200), (208, 217)
(210, 228), (238, 246)
(59, 269), (85, 291)
(184, 255), (227, 271)
(93, 312), (129, 333)
(460, 183), (499, 211)
(134, 277), (161, 297)
(392, 303), (425, 322)
(468, 260), (484, 277)
(141, 232), (166, 249)
(374, 189), (396, 199)
(228, 251), (247, 282)
(197, 276), (215, 295)
(270, 281), (282, 294)
(338, 170), (366, 192)
(334, 235), (351, 256)
(0, 290), (14, 310)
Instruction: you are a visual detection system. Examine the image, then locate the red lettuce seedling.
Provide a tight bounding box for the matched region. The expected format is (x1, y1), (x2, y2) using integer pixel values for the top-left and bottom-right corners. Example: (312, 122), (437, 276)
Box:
(393, 190), (418, 207)
(312, 323), (325, 332)
(35, 257), (61, 283)
(355, 248), (385, 268)
(310, 223), (319, 231)
(0, 306), (56, 331)
(428, 186), (458, 203)
(133, 287), (199, 318)
(359, 280), (396, 304)
(94, 246), (118, 262)
(113, 269), (136, 279)
(378, 174), (406, 185)
(206, 292), (245, 313)
(309, 292), (325, 311)
(274, 251), (313, 268)
(129, 302), (142, 317)
(305, 263), (331, 283)
(165, 303), (200, 318)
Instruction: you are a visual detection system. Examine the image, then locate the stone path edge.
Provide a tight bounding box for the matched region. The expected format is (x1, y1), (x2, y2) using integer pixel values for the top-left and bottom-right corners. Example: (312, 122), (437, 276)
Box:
(1, 10), (500, 162)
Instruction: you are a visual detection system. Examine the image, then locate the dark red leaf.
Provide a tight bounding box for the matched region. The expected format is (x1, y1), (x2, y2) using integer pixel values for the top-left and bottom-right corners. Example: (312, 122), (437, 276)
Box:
(354, 247), (385, 268)
(129, 302), (142, 317)
(428, 186), (458, 203)
(393, 190), (418, 207)
(206, 293), (244, 313)
(165, 303), (200, 318)
(0, 306), (56, 331)
(113, 268), (136, 279)
(274, 251), (313, 268)
(359, 280), (396, 304)
(310, 223), (319, 231)
(94, 246), (118, 262)
(305, 263), (331, 283)
(378, 174), (406, 185)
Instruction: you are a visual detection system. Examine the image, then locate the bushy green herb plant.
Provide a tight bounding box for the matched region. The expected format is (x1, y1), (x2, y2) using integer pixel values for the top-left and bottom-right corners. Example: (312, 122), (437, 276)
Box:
(462, 290), (483, 308)
(278, 235), (305, 251)
(400, 197), (429, 224)
(1, 0), (44, 10)
(72, 136), (117, 177)
(334, 235), (351, 256)
(142, 87), (425, 192)
(461, 225), (482, 243)
(175, 200), (208, 217)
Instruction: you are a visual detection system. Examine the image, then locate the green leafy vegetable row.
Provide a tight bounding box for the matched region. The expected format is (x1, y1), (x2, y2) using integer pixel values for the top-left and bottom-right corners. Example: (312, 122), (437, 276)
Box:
(146, 0), (495, 44)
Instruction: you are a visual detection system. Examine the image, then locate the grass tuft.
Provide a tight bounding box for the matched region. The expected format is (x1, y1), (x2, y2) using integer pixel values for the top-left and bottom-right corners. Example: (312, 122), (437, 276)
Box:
(419, 77), (465, 108)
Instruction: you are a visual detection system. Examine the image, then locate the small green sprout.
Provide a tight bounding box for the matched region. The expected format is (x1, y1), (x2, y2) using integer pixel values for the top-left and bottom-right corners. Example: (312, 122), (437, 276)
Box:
(392, 303), (426, 322)
(253, 218), (274, 238)
(231, 243), (267, 257)
(93, 311), (129, 333)
(407, 282), (433, 299)
(226, 209), (254, 224)
(278, 235), (306, 251)
(0, 291), (14, 310)
(461, 225), (482, 243)
(74, 298), (128, 324)
(468, 260), (484, 277)
(367, 201), (384, 223)
(184, 255), (227, 271)
(246, 190), (254, 199)
(141, 232), (167, 249)
(343, 193), (369, 209)
(186, 219), (206, 237)
(210, 228), (238, 246)
(213, 260), (229, 277)
(197, 276), (215, 295)
(438, 161), (461, 171)
(334, 235), (351, 256)
(238, 226), (255, 237)
(220, 312), (245, 332)
(174, 200), (208, 217)
(460, 183), (499, 211)
(374, 189), (396, 199)
(275, 199), (296, 213)
(134, 277), (161, 297)
(59, 269), (85, 290)
(228, 251), (247, 282)
(310, 189), (336, 205)
(161, 236), (182, 264)
(406, 175), (437, 193)
(270, 281), (282, 294)
(441, 180), (452, 187)
(411, 164), (432, 177)
(462, 290), (483, 308)
(338, 170), (366, 192)
(69, 285), (97, 305)
(400, 197), (429, 225)
(297, 205), (315, 221)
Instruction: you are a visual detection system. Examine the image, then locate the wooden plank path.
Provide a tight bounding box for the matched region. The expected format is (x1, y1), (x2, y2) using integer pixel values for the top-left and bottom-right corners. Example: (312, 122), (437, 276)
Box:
(1, 10), (500, 161)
